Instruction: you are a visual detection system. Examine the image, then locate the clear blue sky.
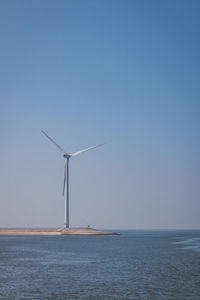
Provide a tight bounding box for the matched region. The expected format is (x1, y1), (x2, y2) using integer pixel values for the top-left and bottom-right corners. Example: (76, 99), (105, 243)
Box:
(0, 0), (199, 229)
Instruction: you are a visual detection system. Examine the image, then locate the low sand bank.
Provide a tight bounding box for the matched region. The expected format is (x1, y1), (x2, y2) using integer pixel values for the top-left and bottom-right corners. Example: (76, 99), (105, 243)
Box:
(0, 227), (118, 235)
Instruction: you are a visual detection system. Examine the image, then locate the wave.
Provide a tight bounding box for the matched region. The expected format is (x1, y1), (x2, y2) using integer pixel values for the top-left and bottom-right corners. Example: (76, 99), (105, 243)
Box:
(172, 237), (200, 252)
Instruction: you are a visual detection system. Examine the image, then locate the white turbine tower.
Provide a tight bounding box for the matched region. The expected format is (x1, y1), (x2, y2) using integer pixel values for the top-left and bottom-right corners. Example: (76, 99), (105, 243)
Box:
(41, 130), (104, 228)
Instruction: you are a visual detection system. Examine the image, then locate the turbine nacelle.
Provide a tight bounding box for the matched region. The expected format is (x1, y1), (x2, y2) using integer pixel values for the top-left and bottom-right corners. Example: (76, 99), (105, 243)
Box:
(64, 154), (71, 159)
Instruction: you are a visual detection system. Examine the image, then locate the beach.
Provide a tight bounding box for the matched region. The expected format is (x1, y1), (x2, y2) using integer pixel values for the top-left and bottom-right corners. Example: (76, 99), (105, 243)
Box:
(0, 227), (118, 235)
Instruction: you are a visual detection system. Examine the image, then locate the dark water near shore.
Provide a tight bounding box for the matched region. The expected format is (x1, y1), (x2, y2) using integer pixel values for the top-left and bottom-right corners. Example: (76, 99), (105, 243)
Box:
(0, 230), (200, 299)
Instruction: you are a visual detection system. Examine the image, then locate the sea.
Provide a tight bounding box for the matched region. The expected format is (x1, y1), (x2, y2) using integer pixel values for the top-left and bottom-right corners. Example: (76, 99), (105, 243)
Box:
(0, 230), (200, 299)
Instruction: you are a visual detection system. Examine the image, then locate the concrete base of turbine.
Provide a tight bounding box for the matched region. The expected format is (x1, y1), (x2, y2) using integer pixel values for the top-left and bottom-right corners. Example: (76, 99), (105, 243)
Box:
(0, 227), (119, 235)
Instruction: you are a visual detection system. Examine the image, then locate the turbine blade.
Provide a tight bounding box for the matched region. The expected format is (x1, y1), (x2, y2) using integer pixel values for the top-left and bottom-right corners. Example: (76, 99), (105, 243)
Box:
(63, 162), (66, 196)
(41, 130), (68, 154)
(70, 143), (105, 157)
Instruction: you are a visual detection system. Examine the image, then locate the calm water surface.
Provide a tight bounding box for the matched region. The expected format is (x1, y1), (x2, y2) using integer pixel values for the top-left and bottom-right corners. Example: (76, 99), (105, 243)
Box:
(0, 230), (200, 299)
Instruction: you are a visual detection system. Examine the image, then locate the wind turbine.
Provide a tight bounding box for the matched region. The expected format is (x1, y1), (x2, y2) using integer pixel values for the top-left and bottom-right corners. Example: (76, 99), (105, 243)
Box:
(41, 130), (104, 228)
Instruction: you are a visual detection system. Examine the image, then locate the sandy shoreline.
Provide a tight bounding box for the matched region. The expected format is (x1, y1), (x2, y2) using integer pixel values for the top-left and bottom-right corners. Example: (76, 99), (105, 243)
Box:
(0, 227), (118, 235)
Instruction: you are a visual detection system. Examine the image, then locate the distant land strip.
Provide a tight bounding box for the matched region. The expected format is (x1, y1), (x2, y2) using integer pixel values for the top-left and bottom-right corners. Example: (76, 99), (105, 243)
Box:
(0, 227), (119, 235)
